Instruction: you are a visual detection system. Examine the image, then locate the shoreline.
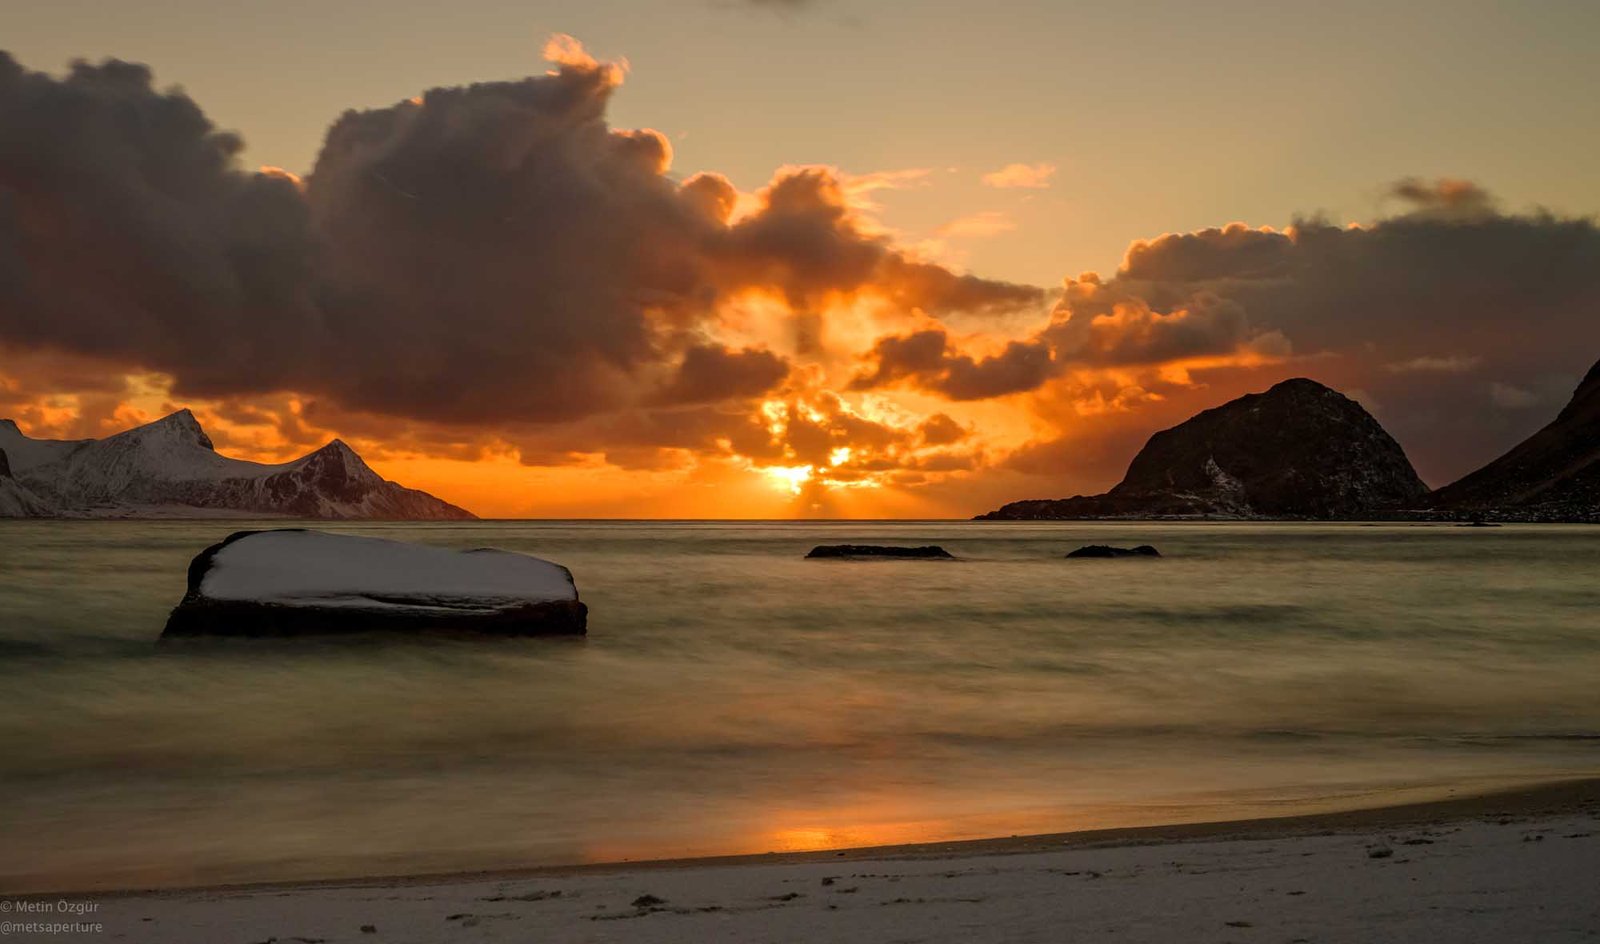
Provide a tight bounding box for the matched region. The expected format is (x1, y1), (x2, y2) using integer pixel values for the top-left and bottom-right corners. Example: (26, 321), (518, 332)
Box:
(29, 775), (1600, 900)
(31, 776), (1600, 944)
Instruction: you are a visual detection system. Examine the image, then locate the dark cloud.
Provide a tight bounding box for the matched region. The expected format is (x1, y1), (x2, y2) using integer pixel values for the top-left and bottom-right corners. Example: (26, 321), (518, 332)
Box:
(0, 43), (1039, 429)
(1389, 177), (1497, 221)
(851, 328), (1054, 400)
(1041, 289), (1288, 368)
(1119, 223), (1292, 282)
(0, 53), (318, 394)
(302, 46), (706, 423)
(917, 413), (967, 446)
(655, 344), (790, 405)
(852, 293), (1280, 400)
(711, 169), (1042, 326)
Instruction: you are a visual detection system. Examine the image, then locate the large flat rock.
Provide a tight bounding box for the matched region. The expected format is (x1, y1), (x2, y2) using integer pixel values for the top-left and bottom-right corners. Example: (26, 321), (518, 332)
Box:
(162, 530), (586, 637)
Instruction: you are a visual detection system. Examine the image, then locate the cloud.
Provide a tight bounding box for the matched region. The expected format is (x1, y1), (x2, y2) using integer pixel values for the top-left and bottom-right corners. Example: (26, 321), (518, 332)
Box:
(1384, 354), (1482, 374)
(1488, 381), (1539, 409)
(0, 52), (320, 395)
(710, 168), (1041, 318)
(852, 284), (1288, 399)
(0, 43), (1041, 433)
(1042, 287), (1290, 369)
(850, 329), (1055, 400)
(1389, 177), (1497, 221)
(654, 344), (790, 405)
(917, 412), (967, 446)
(981, 162), (1056, 189)
(839, 166), (933, 211)
(934, 210), (1016, 240)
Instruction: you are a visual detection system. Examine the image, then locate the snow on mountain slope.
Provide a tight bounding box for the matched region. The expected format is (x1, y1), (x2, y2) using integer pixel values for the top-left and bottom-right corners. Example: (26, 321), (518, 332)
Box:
(0, 419), (91, 474)
(0, 448), (53, 516)
(1, 411), (475, 520)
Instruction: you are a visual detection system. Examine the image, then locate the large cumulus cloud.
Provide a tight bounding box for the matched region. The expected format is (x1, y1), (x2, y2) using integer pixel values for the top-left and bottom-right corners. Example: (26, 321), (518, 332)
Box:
(0, 53), (318, 393)
(0, 41), (1040, 431)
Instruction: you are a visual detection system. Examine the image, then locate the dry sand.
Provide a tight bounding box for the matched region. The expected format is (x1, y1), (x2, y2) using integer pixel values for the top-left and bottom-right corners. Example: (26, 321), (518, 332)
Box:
(9, 779), (1599, 943)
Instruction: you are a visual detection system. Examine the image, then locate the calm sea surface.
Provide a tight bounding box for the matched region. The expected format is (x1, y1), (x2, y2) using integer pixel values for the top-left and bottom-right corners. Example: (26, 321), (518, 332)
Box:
(2, 520), (1598, 892)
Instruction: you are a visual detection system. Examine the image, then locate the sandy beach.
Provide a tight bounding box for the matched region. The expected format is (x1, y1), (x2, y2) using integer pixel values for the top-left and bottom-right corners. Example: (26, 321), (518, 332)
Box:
(13, 778), (1598, 944)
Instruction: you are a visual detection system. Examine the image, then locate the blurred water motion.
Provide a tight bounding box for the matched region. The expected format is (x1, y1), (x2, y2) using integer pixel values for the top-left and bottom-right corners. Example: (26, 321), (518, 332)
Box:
(1, 520), (1597, 892)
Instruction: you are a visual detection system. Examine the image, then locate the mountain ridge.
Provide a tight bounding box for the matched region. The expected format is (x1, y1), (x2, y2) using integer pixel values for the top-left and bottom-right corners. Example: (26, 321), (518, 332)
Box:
(0, 412), (475, 520)
(1427, 357), (1600, 520)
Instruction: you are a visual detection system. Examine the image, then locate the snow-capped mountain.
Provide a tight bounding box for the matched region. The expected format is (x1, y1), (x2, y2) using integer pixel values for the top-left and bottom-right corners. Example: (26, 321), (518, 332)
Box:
(0, 411), (474, 519)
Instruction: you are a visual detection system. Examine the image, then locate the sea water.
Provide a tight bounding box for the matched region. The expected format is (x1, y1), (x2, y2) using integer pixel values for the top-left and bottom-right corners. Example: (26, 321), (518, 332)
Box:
(1, 520), (1597, 891)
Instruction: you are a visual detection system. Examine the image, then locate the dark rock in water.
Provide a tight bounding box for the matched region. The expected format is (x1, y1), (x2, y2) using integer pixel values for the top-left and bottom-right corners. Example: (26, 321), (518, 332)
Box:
(1065, 544), (1161, 558)
(1429, 357), (1600, 522)
(805, 544), (955, 559)
(977, 378), (1427, 520)
(163, 529), (586, 638)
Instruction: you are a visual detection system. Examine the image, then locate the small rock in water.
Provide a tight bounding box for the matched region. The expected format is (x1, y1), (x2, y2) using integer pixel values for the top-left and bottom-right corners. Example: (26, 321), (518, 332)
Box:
(805, 545), (955, 560)
(1065, 544), (1161, 559)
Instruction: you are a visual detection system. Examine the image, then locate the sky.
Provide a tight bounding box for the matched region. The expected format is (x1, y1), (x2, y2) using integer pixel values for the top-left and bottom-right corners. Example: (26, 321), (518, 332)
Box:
(3, 0), (1600, 517)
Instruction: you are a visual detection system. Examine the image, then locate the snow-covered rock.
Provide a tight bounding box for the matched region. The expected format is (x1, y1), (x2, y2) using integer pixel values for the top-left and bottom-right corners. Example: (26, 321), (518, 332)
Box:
(0, 411), (473, 519)
(163, 530), (587, 637)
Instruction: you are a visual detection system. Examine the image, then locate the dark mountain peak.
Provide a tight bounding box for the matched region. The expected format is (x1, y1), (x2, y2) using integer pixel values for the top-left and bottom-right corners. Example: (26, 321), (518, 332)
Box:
(306, 438), (368, 466)
(1432, 357), (1600, 518)
(1555, 357), (1600, 424)
(295, 438), (380, 483)
(0, 419), (19, 434)
(1265, 377), (1338, 395)
(978, 377), (1426, 520)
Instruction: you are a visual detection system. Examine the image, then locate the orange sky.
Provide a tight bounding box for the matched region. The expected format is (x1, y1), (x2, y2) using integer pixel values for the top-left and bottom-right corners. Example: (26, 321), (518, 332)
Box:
(4, 36), (1600, 518)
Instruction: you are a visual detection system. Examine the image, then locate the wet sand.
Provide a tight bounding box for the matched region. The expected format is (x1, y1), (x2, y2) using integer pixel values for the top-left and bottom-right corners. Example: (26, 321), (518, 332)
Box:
(14, 777), (1599, 943)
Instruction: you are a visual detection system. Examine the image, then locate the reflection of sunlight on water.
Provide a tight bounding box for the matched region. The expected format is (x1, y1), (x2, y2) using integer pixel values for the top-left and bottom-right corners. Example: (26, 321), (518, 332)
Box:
(771, 827), (846, 851)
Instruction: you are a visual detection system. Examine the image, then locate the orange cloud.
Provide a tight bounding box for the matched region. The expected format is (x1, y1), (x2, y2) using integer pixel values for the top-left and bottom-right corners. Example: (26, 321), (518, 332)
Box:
(541, 33), (627, 85)
(934, 211), (1017, 240)
(981, 162), (1056, 189)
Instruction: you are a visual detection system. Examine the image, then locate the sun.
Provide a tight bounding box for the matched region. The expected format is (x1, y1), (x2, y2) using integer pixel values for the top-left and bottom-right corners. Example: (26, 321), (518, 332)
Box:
(762, 465), (814, 495)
